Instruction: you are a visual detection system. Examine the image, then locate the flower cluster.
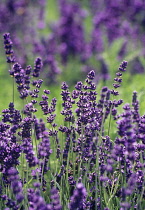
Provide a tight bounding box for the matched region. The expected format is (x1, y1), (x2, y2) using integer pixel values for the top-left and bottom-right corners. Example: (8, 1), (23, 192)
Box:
(1, 37), (145, 209)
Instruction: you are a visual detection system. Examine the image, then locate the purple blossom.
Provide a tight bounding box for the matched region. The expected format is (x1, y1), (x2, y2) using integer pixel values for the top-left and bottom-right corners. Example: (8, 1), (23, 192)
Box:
(112, 61), (127, 91)
(3, 33), (16, 63)
(1, 30), (145, 210)
(7, 167), (24, 203)
(69, 183), (87, 210)
(50, 187), (62, 210)
(28, 188), (50, 210)
(33, 57), (43, 78)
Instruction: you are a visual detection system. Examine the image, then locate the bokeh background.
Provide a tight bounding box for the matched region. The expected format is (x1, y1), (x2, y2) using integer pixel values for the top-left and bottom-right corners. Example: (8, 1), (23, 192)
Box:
(1, 0), (145, 112)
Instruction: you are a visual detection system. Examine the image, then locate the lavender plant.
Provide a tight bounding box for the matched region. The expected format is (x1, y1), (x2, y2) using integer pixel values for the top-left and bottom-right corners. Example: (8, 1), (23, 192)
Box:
(0, 34), (145, 210)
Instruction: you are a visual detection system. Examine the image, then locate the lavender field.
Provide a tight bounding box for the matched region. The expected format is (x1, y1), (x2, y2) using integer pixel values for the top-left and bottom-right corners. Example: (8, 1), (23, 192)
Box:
(0, 1), (145, 210)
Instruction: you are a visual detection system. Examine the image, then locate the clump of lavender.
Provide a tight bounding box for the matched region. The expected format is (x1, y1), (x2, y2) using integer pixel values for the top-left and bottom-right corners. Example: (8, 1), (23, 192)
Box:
(1, 35), (145, 209)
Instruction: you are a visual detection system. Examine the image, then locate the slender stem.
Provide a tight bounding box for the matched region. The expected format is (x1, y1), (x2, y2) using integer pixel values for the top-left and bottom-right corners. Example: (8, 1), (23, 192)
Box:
(13, 76), (15, 103)
(108, 95), (114, 136)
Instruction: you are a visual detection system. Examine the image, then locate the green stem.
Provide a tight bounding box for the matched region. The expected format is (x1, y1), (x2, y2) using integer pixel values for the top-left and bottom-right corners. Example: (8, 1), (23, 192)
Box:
(13, 76), (15, 103)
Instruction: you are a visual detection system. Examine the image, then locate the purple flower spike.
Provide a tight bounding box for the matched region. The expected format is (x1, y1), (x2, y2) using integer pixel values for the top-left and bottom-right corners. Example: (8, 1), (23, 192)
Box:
(7, 167), (24, 204)
(33, 57), (43, 77)
(69, 183), (87, 210)
(112, 60), (128, 93)
(50, 187), (62, 210)
(28, 189), (49, 210)
(3, 33), (16, 63)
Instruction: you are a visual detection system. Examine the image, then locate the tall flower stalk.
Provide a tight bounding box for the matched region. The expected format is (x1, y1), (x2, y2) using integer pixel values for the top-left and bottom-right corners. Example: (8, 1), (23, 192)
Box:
(3, 33), (16, 103)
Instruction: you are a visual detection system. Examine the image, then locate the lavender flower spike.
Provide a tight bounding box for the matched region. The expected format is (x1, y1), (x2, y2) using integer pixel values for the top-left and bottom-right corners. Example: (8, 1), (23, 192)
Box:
(69, 183), (87, 210)
(33, 57), (43, 77)
(8, 167), (24, 203)
(3, 33), (16, 63)
(113, 60), (128, 90)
